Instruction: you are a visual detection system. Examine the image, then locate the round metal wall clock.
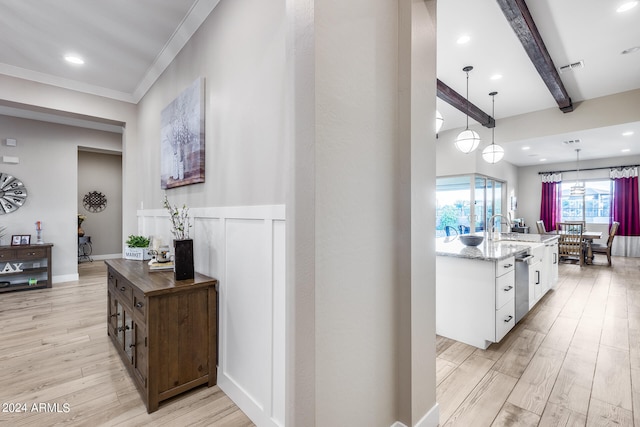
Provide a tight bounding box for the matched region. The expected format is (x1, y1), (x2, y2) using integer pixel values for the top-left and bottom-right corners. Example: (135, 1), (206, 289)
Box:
(83, 191), (107, 213)
(0, 173), (27, 214)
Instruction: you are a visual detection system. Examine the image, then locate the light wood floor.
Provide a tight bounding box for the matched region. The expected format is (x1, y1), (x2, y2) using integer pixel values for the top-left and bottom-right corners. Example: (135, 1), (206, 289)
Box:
(437, 255), (640, 426)
(0, 261), (254, 427)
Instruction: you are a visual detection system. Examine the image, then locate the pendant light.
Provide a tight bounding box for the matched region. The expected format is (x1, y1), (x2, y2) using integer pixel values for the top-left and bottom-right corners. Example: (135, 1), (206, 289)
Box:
(455, 66), (481, 154)
(436, 110), (444, 134)
(570, 148), (585, 195)
(482, 91), (505, 163)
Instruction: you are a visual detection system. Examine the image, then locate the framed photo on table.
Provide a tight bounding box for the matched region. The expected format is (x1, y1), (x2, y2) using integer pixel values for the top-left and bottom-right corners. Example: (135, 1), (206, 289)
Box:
(11, 235), (30, 246)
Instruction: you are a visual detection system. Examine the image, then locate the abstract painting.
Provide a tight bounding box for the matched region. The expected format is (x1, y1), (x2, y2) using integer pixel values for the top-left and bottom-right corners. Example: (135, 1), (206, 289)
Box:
(160, 78), (205, 189)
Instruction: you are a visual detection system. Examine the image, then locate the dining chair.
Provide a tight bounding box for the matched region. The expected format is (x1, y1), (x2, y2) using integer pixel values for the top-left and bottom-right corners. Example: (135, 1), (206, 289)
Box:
(445, 225), (458, 237)
(556, 222), (585, 266)
(536, 220), (547, 234)
(591, 222), (620, 266)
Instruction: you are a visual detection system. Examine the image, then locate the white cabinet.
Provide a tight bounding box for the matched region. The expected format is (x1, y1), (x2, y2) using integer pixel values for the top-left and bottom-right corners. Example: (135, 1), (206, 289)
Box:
(436, 255), (515, 349)
(543, 240), (559, 290)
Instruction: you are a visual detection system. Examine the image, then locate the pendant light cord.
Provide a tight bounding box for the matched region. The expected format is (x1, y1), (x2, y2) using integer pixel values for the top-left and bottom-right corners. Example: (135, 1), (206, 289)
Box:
(465, 71), (470, 130)
(491, 94), (495, 146)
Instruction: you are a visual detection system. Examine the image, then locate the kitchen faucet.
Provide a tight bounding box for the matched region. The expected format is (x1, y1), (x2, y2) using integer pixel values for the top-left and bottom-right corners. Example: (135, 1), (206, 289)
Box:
(487, 214), (512, 240)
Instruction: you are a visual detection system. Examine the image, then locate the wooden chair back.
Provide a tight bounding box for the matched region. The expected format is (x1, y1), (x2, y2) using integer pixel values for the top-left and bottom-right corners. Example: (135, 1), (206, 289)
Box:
(556, 222), (584, 266)
(606, 222), (620, 248)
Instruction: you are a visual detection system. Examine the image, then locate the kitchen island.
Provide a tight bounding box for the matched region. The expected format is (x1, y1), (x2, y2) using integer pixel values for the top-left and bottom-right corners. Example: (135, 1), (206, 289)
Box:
(436, 233), (559, 349)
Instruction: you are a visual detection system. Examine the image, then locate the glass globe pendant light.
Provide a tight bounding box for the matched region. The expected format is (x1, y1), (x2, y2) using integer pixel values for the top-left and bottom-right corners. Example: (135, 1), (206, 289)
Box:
(455, 66), (481, 154)
(482, 91), (505, 163)
(436, 110), (444, 133)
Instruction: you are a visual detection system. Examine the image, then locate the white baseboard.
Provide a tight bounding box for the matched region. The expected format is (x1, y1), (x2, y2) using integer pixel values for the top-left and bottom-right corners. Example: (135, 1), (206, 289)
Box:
(416, 403), (440, 427)
(53, 274), (78, 283)
(89, 253), (121, 261)
(391, 403), (439, 427)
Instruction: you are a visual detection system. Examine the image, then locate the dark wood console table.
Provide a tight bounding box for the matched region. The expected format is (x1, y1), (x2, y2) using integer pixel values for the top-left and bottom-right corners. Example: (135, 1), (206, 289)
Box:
(104, 258), (218, 413)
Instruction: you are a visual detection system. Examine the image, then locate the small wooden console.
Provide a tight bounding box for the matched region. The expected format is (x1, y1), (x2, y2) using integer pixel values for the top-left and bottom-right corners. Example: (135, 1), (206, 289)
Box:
(0, 244), (53, 293)
(104, 258), (218, 413)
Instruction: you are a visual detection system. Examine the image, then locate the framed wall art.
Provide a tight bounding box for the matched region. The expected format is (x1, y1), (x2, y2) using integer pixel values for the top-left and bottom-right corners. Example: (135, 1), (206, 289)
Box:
(160, 78), (205, 189)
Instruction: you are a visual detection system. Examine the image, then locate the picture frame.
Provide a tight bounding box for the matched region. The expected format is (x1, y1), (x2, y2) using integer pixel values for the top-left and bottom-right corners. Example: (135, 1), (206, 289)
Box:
(160, 77), (205, 189)
(11, 234), (30, 246)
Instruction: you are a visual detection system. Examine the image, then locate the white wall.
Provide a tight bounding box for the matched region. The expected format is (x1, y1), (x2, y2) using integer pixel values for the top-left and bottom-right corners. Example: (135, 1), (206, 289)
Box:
(134, 0), (287, 211)
(77, 150), (123, 258)
(315, 0), (437, 426)
(0, 115), (121, 281)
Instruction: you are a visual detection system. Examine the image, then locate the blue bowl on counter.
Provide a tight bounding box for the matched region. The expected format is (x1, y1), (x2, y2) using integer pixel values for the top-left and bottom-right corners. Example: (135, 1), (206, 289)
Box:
(459, 235), (484, 247)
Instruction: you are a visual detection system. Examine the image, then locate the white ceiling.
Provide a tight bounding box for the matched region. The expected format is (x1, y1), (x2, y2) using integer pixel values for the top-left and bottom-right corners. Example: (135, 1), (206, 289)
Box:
(438, 0), (640, 166)
(0, 0), (638, 166)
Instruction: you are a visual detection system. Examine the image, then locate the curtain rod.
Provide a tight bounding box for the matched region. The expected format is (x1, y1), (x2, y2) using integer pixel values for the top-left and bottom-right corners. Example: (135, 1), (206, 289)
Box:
(538, 164), (640, 175)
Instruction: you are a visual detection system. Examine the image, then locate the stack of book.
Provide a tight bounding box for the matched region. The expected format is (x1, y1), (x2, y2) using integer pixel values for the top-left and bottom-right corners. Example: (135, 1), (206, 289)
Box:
(148, 259), (174, 271)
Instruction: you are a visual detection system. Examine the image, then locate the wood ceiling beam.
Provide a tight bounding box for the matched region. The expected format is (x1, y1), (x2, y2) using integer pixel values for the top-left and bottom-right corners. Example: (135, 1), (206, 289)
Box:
(437, 79), (495, 128)
(496, 0), (574, 113)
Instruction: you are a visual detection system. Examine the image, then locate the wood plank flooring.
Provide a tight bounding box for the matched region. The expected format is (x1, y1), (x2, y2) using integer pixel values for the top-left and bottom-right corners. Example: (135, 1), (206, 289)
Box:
(0, 261), (254, 427)
(3, 256), (639, 426)
(438, 255), (640, 426)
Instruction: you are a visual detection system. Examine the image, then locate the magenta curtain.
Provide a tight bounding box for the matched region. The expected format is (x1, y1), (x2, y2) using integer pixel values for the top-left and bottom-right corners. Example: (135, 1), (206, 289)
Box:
(540, 181), (561, 232)
(611, 175), (640, 236)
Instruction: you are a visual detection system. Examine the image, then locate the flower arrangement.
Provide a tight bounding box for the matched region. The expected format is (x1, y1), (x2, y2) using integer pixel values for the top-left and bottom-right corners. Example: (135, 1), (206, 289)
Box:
(163, 195), (192, 240)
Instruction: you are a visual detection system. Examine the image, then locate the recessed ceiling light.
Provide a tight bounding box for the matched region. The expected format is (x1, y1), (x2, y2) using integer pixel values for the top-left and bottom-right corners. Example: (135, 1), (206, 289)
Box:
(522, 146), (530, 150)
(623, 131), (634, 136)
(622, 46), (640, 55)
(622, 148), (631, 152)
(617, 1), (638, 12)
(490, 74), (503, 80)
(64, 55), (84, 65)
(456, 35), (471, 44)
(539, 158), (547, 162)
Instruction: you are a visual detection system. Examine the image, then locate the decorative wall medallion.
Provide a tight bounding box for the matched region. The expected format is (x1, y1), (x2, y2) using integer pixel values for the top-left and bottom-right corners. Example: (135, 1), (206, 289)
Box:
(83, 191), (107, 212)
(0, 173), (27, 214)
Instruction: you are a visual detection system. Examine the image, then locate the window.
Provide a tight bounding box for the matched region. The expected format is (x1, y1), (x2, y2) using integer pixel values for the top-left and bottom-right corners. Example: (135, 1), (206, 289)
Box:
(560, 179), (612, 224)
(436, 174), (505, 237)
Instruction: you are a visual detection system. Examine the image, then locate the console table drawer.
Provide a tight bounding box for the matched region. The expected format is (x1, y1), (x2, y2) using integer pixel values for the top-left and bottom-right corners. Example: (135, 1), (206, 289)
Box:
(0, 250), (16, 259)
(15, 248), (47, 259)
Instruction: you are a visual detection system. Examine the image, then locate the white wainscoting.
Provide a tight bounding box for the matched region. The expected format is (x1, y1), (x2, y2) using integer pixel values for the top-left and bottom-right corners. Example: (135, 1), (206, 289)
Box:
(137, 205), (286, 427)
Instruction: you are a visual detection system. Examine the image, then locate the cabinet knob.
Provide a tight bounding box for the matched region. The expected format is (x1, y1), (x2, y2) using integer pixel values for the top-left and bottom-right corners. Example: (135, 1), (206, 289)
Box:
(110, 313), (118, 318)
(135, 302), (144, 308)
(503, 263), (513, 268)
(120, 286), (126, 292)
(504, 315), (513, 323)
(129, 343), (136, 348)
(503, 285), (513, 292)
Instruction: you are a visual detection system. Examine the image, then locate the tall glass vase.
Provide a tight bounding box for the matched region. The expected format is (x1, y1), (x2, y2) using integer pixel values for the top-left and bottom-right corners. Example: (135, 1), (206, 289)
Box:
(173, 239), (194, 281)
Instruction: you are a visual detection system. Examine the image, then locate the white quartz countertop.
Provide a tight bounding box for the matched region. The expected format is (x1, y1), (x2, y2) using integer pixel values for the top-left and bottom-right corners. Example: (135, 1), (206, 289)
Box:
(435, 233), (558, 261)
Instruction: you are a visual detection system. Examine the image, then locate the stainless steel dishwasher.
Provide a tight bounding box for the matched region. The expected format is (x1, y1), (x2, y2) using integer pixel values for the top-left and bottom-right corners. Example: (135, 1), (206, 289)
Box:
(515, 251), (533, 323)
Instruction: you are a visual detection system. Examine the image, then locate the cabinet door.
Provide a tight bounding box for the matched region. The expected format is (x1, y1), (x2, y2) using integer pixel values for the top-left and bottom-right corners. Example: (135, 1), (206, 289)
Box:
(108, 292), (119, 334)
(124, 310), (134, 363)
(133, 323), (147, 388)
(114, 300), (126, 349)
(530, 261), (543, 302)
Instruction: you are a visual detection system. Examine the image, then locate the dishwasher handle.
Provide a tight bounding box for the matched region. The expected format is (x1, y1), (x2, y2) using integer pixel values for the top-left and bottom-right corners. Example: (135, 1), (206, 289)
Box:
(515, 255), (534, 263)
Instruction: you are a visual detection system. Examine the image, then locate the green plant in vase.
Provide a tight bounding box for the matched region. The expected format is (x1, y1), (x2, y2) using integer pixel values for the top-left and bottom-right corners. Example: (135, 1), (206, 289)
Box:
(124, 235), (152, 260)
